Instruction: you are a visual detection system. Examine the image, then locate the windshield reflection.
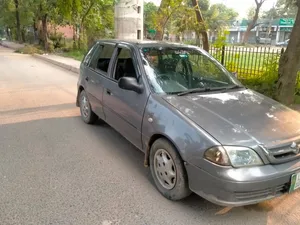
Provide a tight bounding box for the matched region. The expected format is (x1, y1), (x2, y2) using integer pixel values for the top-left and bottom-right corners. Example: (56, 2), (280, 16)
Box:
(141, 46), (242, 95)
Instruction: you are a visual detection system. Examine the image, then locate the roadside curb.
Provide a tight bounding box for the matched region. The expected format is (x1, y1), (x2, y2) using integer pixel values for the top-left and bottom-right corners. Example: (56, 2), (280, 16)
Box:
(0, 41), (24, 50)
(33, 54), (80, 74)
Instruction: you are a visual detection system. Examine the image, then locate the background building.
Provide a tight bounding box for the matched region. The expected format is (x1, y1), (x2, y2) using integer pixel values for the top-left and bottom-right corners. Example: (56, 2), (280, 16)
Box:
(227, 18), (294, 45)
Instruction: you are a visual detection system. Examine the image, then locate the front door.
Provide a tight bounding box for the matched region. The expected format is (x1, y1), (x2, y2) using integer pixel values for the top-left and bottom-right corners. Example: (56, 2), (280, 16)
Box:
(102, 45), (149, 150)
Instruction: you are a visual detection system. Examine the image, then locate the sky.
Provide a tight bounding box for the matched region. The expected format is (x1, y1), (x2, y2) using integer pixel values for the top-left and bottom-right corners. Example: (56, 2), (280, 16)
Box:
(146, 0), (277, 19)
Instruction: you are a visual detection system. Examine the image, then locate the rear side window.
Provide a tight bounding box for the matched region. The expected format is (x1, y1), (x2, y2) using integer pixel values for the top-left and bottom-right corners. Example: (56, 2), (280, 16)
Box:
(89, 44), (115, 73)
(82, 44), (97, 66)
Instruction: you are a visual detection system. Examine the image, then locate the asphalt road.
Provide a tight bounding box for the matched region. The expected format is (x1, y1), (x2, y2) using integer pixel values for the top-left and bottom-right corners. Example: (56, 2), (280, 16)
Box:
(0, 46), (300, 225)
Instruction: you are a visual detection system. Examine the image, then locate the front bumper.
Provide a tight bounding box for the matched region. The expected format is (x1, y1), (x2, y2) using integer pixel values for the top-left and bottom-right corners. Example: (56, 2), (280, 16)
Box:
(185, 160), (300, 207)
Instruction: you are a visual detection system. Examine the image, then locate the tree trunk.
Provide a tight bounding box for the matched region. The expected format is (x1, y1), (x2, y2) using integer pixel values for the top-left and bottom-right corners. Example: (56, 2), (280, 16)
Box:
(154, 0), (168, 40)
(78, 1), (95, 49)
(42, 14), (48, 51)
(14, 0), (22, 43)
(191, 0), (209, 52)
(73, 25), (77, 49)
(6, 27), (11, 41)
(78, 26), (82, 49)
(275, 4), (300, 105)
(21, 28), (25, 43)
(242, 1), (263, 44)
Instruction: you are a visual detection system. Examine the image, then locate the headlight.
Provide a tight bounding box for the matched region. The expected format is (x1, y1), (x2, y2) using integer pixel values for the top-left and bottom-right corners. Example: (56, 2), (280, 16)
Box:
(204, 146), (230, 166)
(204, 146), (263, 167)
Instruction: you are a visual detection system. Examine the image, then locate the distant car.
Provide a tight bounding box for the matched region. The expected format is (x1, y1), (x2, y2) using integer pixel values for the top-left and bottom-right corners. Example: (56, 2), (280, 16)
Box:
(276, 39), (289, 47)
(77, 40), (300, 207)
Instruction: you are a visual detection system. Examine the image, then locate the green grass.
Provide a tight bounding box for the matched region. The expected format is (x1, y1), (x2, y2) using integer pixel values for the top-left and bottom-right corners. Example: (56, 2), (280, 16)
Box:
(60, 49), (85, 61)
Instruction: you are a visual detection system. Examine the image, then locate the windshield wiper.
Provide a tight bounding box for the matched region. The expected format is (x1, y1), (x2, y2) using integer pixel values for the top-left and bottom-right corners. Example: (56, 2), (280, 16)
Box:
(177, 87), (227, 96)
(224, 84), (245, 90)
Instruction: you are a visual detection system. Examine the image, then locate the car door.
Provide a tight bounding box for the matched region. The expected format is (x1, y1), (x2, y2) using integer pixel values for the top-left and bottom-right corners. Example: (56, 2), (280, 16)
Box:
(85, 42), (116, 120)
(102, 44), (149, 150)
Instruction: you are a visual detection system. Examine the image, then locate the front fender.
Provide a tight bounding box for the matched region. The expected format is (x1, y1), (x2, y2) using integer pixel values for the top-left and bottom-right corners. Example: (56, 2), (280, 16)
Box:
(142, 94), (220, 167)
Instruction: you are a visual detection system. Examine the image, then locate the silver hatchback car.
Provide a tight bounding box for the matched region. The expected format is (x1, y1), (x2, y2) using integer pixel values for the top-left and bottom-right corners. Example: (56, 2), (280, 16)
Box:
(77, 40), (300, 206)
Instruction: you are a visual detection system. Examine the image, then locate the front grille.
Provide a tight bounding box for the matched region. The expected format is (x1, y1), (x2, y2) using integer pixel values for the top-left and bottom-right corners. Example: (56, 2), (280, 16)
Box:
(261, 142), (300, 164)
(235, 183), (289, 200)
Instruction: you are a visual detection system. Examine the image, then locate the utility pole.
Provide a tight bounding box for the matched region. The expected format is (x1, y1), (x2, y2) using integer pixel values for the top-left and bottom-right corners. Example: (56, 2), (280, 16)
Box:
(268, 3), (276, 45)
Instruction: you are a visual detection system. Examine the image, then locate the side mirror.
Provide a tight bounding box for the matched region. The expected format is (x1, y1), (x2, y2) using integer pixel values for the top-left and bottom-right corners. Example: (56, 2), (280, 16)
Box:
(118, 77), (143, 94)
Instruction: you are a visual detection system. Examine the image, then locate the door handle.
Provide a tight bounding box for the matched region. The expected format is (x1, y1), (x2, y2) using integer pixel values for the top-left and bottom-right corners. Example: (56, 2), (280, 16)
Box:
(106, 89), (113, 95)
(85, 76), (89, 81)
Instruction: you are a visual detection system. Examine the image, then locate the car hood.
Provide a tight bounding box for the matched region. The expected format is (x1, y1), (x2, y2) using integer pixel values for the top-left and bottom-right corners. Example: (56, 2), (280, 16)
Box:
(163, 89), (300, 148)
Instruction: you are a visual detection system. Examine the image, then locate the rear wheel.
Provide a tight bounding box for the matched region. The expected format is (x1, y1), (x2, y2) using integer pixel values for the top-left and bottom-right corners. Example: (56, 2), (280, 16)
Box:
(79, 90), (98, 124)
(150, 138), (191, 200)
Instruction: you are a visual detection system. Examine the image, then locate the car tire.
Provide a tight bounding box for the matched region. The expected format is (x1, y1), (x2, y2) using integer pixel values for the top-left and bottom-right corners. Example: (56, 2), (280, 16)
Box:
(150, 138), (191, 200)
(79, 90), (98, 124)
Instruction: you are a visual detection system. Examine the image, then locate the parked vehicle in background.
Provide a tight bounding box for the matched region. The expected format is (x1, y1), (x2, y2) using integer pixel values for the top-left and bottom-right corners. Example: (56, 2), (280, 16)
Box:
(77, 40), (300, 207)
(276, 39), (289, 47)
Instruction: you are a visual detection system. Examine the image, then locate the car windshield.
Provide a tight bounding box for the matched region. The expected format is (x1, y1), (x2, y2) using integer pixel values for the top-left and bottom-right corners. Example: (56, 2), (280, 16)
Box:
(140, 46), (242, 94)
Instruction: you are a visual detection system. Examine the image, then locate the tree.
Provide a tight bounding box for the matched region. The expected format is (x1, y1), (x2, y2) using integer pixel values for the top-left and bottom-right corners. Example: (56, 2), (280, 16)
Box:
(275, 0), (300, 104)
(191, 0), (209, 51)
(205, 3), (238, 32)
(83, 0), (114, 48)
(262, 0), (297, 19)
(154, 0), (183, 40)
(144, 2), (158, 38)
(276, 0), (298, 17)
(13, 0), (21, 42)
(242, 0), (266, 44)
(174, 0), (237, 51)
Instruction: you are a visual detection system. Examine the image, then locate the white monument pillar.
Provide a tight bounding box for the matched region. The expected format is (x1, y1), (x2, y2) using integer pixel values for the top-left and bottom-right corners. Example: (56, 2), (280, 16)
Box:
(237, 31), (241, 43)
(114, 0), (144, 40)
(276, 27), (280, 43)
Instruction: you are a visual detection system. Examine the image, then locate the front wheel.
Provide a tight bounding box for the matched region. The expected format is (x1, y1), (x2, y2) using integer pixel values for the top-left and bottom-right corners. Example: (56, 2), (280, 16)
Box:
(79, 90), (98, 124)
(150, 138), (191, 200)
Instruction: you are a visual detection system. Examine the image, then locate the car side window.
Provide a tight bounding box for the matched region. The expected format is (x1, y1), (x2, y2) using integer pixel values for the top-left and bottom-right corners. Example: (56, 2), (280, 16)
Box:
(82, 44), (98, 66)
(89, 44), (115, 74)
(113, 47), (137, 81)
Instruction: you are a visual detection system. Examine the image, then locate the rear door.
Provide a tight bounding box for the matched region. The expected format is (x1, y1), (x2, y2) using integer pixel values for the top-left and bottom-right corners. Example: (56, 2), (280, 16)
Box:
(85, 42), (116, 120)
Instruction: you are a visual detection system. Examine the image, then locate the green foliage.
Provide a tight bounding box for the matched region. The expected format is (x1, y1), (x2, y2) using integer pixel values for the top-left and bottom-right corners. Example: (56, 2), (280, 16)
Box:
(263, 0), (298, 19)
(210, 31), (229, 62)
(144, 2), (158, 37)
(213, 30), (230, 48)
(15, 44), (44, 54)
(154, 0), (184, 38)
(0, 0), (114, 50)
(84, 0), (114, 48)
(204, 4), (239, 31)
(243, 54), (280, 98)
(49, 31), (65, 49)
(60, 49), (85, 61)
(174, 0), (238, 38)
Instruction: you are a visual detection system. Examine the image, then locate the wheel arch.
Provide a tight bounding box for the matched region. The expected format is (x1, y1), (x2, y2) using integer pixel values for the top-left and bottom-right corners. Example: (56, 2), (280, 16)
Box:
(76, 85), (84, 107)
(144, 133), (184, 167)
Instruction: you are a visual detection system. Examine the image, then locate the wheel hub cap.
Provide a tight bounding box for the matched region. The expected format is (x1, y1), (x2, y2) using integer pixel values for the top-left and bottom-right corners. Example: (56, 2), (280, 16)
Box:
(154, 149), (177, 190)
(81, 96), (89, 118)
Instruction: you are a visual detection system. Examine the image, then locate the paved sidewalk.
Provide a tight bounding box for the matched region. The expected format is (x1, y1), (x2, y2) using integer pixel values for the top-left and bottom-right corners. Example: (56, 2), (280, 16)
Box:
(33, 54), (80, 74)
(0, 40), (80, 74)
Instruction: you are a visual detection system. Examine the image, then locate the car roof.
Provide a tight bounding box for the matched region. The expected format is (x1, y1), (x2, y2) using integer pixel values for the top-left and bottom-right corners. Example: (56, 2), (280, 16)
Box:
(97, 39), (199, 49)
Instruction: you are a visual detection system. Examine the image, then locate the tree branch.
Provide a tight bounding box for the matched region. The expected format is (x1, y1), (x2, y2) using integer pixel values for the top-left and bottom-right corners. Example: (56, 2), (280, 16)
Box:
(81, 1), (96, 25)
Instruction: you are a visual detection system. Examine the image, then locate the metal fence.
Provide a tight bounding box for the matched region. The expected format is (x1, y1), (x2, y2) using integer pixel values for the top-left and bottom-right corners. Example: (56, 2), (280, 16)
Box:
(207, 46), (284, 83)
